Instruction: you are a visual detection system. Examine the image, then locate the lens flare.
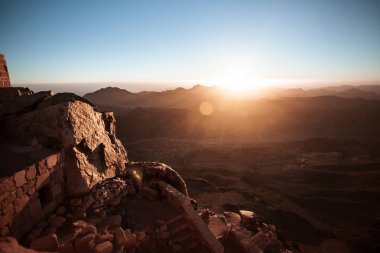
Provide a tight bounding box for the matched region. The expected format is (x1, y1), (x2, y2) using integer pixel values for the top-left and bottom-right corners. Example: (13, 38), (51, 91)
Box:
(199, 101), (214, 116)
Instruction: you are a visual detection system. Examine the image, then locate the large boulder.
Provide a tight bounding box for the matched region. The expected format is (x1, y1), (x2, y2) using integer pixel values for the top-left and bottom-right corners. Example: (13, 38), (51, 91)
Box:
(1, 92), (128, 196)
(126, 162), (188, 196)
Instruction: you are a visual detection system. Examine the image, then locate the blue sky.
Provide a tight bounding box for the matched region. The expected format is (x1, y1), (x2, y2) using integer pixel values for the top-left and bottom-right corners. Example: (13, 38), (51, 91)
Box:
(1, 0), (379, 90)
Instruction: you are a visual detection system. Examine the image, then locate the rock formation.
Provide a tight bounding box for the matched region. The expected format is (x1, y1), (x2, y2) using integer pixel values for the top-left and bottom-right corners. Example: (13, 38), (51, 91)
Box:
(0, 86), (293, 253)
(1, 92), (127, 196)
(0, 54), (11, 88)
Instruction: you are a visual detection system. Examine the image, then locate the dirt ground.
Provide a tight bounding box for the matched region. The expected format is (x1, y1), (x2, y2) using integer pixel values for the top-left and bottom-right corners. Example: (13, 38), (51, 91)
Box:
(125, 137), (380, 253)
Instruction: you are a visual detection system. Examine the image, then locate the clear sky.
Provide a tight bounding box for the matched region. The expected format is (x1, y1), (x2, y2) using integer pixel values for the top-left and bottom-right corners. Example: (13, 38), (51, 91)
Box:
(1, 0), (380, 91)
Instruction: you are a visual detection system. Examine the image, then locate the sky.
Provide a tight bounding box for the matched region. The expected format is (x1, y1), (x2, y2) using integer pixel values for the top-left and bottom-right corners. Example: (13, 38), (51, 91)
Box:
(1, 0), (380, 92)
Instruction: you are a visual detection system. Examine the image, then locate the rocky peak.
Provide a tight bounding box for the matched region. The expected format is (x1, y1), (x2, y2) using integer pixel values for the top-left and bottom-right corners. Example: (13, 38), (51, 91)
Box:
(0, 91), (128, 196)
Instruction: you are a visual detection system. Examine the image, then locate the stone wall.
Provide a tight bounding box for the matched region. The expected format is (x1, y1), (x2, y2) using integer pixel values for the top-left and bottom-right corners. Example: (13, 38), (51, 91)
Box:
(0, 54), (11, 88)
(0, 152), (65, 239)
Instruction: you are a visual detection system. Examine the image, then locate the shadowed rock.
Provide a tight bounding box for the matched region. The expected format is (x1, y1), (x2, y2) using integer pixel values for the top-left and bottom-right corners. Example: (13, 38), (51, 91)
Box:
(1, 92), (128, 196)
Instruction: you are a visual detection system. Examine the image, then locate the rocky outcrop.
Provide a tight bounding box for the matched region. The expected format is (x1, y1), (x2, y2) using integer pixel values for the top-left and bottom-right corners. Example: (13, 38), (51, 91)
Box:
(1, 92), (128, 196)
(126, 162), (188, 196)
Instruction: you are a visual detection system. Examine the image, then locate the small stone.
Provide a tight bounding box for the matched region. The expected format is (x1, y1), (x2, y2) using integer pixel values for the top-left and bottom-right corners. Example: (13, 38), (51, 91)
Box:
(56, 206), (66, 216)
(57, 242), (74, 253)
(30, 233), (59, 252)
(105, 215), (122, 229)
(77, 225), (97, 237)
(50, 215), (66, 228)
(28, 198), (42, 217)
(37, 221), (49, 228)
(172, 244), (182, 252)
(25, 227), (43, 245)
(160, 231), (170, 240)
(81, 194), (95, 210)
(239, 210), (256, 224)
(46, 154), (58, 168)
(50, 183), (62, 197)
(14, 170), (26, 187)
(74, 233), (96, 252)
(159, 224), (168, 233)
(42, 226), (57, 236)
(113, 227), (127, 245)
(0, 226), (9, 237)
(136, 231), (146, 241)
(38, 160), (48, 174)
(36, 171), (49, 189)
(155, 219), (166, 226)
(26, 165), (37, 180)
(70, 197), (82, 207)
(14, 194), (29, 213)
(124, 233), (137, 249)
(94, 241), (113, 253)
(96, 233), (114, 243)
(224, 211), (242, 226)
(108, 195), (121, 206)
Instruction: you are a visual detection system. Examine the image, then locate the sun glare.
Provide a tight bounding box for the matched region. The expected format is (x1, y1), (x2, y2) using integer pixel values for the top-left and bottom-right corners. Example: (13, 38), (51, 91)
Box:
(217, 61), (266, 96)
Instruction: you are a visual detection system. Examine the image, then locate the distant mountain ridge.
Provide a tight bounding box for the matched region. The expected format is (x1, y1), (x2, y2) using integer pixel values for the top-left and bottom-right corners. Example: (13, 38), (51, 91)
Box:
(84, 85), (380, 111)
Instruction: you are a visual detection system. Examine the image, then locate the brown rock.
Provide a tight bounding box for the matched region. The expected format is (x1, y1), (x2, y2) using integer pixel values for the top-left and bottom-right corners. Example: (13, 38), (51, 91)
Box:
(93, 241), (113, 253)
(108, 195), (122, 206)
(57, 242), (74, 253)
(15, 194), (29, 213)
(25, 227), (43, 245)
(2, 96), (127, 197)
(74, 233), (95, 252)
(0, 237), (40, 253)
(70, 198), (82, 207)
(77, 225), (97, 237)
(49, 215), (66, 228)
(155, 219), (166, 226)
(50, 183), (62, 197)
(124, 233), (137, 249)
(136, 231), (146, 241)
(159, 224), (168, 233)
(0, 177), (15, 190)
(81, 194), (95, 210)
(142, 186), (158, 200)
(96, 233), (114, 244)
(38, 160), (48, 174)
(14, 170), (26, 187)
(239, 210), (256, 224)
(56, 206), (66, 216)
(36, 171), (49, 189)
(26, 165), (37, 180)
(112, 227), (127, 245)
(0, 226), (9, 237)
(30, 233), (59, 252)
(46, 154), (58, 168)
(224, 211), (242, 226)
(0, 213), (13, 227)
(28, 198), (42, 217)
(104, 215), (122, 229)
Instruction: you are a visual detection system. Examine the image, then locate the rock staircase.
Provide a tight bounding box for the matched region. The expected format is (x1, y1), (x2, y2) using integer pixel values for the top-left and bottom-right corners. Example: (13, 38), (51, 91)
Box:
(159, 181), (224, 253)
(166, 213), (209, 253)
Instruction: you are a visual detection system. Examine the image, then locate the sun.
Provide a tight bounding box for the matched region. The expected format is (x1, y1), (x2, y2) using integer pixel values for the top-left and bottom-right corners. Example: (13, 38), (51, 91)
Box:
(216, 61), (266, 96)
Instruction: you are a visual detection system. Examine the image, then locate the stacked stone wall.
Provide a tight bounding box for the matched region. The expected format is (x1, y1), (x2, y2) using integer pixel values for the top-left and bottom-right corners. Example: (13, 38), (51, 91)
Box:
(0, 54), (11, 88)
(0, 152), (65, 239)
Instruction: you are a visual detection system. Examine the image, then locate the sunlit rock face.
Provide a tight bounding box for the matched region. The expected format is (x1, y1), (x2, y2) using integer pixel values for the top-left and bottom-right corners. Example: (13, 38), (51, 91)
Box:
(1, 92), (128, 196)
